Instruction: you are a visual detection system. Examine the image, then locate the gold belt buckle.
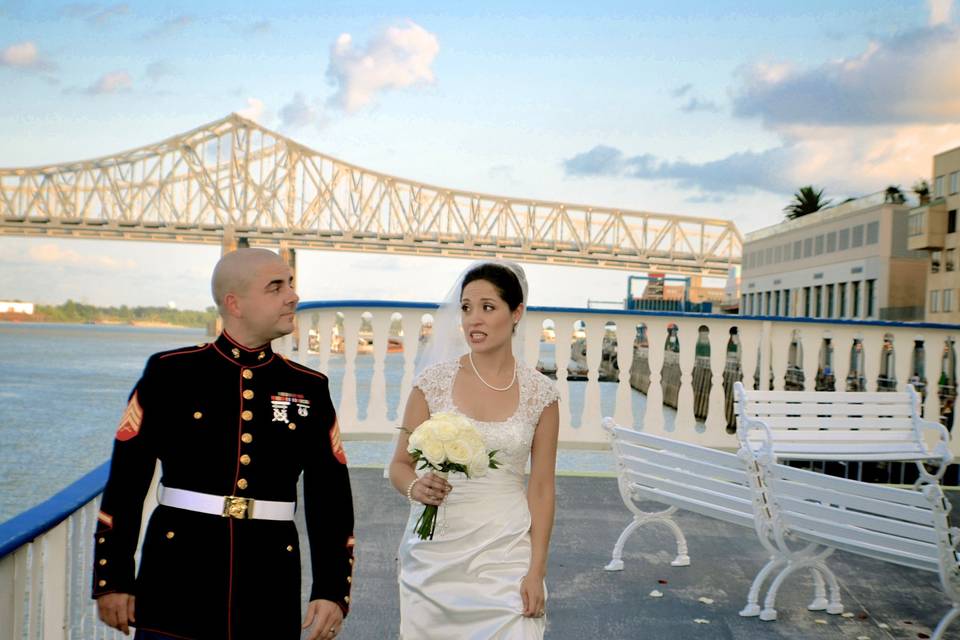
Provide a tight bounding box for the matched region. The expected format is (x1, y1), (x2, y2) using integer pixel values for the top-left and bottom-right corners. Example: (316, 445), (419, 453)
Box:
(223, 496), (254, 519)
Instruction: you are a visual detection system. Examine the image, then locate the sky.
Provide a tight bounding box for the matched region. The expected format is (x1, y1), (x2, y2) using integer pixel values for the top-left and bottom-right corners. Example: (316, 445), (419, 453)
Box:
(2, 0), (959, 310)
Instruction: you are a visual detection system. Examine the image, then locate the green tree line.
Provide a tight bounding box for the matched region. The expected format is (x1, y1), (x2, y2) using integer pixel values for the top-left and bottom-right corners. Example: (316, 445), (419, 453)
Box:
(32, 300), (217, 328)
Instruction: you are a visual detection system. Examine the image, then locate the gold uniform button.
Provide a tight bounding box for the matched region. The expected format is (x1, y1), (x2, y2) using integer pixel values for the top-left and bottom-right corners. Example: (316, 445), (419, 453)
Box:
(99, 559), (107, 566)
(288, 422), (297, 431)
(348, 558), (354, 566)
(240, 454), (251, 465)
(98, 579), (107, 587)
(347, 576), (352, 584)
(242, 369), (253, 380)
(241, 410), (253, 421)
(166, 531), (175, 539)
(241, 433), (253, 444)
(286, 545), (293, 552)
(344, 596), (351, 604)
(237, 478), (248, 490)
(243, 389), (254, 400)
(193, 411), (203, 420)
(98, 537), (105, 544)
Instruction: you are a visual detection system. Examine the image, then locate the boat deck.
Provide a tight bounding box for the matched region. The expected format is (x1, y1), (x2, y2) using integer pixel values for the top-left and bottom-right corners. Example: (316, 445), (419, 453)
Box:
(314, 468), (960, 639)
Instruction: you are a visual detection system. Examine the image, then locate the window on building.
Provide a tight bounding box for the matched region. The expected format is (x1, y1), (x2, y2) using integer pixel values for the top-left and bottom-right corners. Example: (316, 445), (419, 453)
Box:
(826, 231), (837, 252)
(950, 210), (957, 234)
(909, 212), (925, 236)
(839, 228), (850, 250)
(765, 291), (772, 315)
(838, 283), (847, 318)
(774, 290), (781, 315)
(815, 235), (824, 255)
(866, 279), (875, 317)
(944, 289), (954, 313)
(784, 243), (791, 261)
(803, 287), (811, 317)
(933, 250), (942, 273)
(765, 247), (773, 265)
(936, 175), (945, 198)
(783, 289), (791, 316)
(852, 281), (861, 317)
(948, 249), (956, 271)
(866, 221), (879, 245)
(826, 284), (835, 318)
(803, 237), (812, 257)
(951, 171), (959, 195)
(931, 289), (940, 313)
(814, 285), (822, 317)
(741, 295), (746, 314)
(793, 240), (802, 260)
(852, 225), (864, 247)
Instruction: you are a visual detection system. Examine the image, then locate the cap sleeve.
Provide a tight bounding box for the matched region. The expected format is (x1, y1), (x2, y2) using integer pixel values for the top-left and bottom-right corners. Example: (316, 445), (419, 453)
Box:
(413, 361), (458, 415)
(525, 366), (560, 423)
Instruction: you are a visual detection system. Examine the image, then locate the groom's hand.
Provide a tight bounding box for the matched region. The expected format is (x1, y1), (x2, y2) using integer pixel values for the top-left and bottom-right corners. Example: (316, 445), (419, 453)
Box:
(97, 592), (136, 635)
(303, 599), (344, 639)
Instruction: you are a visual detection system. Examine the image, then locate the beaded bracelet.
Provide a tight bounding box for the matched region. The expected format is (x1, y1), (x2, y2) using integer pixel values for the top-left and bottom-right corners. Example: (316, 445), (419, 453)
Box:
(405, 478), (419, 504)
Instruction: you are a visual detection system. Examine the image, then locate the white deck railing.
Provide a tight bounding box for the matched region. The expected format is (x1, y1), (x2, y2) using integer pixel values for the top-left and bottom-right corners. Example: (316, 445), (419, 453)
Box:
(3, 301), (960, 639)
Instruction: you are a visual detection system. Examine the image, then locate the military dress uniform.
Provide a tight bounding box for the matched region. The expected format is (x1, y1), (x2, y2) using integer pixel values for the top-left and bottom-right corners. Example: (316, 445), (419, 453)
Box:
(92, 331), (355, 639)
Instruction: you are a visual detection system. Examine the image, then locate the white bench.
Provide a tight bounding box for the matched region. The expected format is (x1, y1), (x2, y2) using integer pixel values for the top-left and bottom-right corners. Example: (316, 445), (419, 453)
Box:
(733, 381), (952, 484)
(602, 418), (844, 619)
(758, 448), (960, 638)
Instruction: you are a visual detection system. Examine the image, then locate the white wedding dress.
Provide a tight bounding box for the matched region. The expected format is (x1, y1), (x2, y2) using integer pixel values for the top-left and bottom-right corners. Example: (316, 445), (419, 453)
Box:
(398, 360), (560, 640)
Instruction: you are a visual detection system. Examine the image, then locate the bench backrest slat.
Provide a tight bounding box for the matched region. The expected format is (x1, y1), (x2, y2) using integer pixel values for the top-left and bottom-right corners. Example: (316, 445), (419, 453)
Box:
(622, 467), (756, 528)
(742, 390), (913, 404)
(754, 417), (915, 431)
(739, 401), (913, 418)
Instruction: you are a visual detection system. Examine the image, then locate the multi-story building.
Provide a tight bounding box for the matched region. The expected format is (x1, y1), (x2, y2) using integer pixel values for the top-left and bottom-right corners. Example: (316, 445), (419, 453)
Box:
(908, 145), (960, 322)
(740, 193), (927, 320)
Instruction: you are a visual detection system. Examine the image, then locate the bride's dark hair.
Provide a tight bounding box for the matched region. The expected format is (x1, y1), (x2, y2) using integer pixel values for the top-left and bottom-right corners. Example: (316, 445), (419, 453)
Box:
(460, 263), (524, 310)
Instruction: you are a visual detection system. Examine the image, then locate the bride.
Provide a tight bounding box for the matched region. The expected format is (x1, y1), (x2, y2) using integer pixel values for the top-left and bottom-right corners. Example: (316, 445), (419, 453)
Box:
(388, 261), (560, 639)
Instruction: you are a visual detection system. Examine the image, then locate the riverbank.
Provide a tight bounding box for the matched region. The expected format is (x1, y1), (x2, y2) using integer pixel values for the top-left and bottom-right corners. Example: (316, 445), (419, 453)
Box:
(0, 314), (198, 328)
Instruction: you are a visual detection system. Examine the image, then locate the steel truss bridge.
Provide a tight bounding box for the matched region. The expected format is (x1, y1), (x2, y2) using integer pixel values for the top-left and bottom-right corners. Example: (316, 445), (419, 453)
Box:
(0, 114), (741, 276)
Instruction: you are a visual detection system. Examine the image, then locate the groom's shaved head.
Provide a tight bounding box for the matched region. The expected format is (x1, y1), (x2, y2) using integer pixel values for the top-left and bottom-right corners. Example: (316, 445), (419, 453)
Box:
(211, 248), (284, 313)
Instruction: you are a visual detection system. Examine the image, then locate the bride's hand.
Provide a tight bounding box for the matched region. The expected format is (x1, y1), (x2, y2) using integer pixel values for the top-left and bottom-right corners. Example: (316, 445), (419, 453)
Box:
(520, 573), (546, 618)
(412, 472), (452, 506)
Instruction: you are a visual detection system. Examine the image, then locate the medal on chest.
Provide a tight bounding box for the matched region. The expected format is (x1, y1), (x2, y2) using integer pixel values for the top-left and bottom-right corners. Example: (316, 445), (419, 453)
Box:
(271, 391), (310, 423)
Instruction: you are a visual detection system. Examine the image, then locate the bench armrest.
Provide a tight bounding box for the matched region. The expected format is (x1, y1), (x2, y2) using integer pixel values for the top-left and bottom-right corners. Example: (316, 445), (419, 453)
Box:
(914, 417), (954, 466)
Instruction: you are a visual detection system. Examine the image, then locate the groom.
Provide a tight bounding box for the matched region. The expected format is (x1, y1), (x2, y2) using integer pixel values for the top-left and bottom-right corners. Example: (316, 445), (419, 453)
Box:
(93, 248), (354, 639)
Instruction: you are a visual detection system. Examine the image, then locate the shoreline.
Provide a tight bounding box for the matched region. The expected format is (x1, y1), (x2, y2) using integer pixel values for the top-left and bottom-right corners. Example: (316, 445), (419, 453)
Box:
(0, 315), (201, 330)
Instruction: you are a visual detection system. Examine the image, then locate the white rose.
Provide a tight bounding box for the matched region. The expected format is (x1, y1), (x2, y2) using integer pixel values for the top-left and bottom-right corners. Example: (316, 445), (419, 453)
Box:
(444, 439), (477, 465)
(419, 439), (447, 466)
(467, 452), (491, 478)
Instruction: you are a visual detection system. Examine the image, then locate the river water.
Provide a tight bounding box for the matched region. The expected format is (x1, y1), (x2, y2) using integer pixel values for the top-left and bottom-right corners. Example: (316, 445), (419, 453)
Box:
(0, 322), (628, 524)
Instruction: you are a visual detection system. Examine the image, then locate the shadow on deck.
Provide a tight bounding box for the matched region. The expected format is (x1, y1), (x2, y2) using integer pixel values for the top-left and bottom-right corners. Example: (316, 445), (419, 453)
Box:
(314, 468), (959, 639)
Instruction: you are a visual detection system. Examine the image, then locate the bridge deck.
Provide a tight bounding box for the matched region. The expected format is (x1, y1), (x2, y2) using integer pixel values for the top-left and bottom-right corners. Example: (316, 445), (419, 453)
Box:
(324, 467), (956, 639)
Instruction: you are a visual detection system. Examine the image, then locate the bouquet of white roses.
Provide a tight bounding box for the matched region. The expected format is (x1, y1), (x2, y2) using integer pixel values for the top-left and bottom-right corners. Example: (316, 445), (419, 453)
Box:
(406, 412), (501, 540)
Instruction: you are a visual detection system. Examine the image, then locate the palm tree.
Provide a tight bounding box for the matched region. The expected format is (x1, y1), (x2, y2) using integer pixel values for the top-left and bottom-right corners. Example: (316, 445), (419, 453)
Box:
(784, 186), (832, 220)
(913, 179), (931, 205)
(884, 185), (906, 204)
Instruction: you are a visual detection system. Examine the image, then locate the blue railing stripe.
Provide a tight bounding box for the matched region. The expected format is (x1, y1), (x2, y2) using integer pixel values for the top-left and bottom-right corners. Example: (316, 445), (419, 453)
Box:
(0, 462), (110, 559)
(297, 300), (960, 330)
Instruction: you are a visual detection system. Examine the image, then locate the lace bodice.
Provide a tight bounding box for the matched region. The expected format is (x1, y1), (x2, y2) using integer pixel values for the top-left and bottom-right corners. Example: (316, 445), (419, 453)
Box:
(413, 360), (559, 473)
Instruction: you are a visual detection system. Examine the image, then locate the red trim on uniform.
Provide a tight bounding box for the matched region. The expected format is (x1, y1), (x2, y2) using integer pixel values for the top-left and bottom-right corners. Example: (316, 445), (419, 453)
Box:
(157, 344), (211, 360)
(115, 391), (144, 442)
(280, 358), (328, 380)
(212, 341), (276, 367)
(97, 511), (114, 528)
(220, 331), (270, 352)
(329, 419), (348, 465)
(137, 627), (197, 640)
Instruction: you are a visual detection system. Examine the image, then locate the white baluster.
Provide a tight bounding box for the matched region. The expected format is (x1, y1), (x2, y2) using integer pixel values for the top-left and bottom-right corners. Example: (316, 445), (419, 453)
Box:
(366, 311), (391, 433)
(398, 312), (425, 419)
(29, 540), (41, 638)
(924, 334), (942, 420)
(704, 320), (730, 443)
(42, 521), (69, 640)
(862, 330), (883, 392)
(0, 549), (16, 639)
(553, 315), (574, 442)
(339, 311), (361, 430)
(831, 327), (855, 391)
(315, 310), (336, 375)
(737, 320), (759, 395)
(643, 319), (668, 434)
(613, 321), (635, 430)
(673, 318), (698, 434)
(582, 316), (606, 435)
(521, 311), (541, 367)
(801, 327), (819, 392)
(769, 322), (789, 392)
(759, 320), (772, 391)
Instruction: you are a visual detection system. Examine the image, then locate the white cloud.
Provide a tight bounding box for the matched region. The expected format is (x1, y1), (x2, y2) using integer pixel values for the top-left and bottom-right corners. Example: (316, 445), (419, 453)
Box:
(144, 15), (192, 40)
(279, 92), (323, 129)
(145, 60), (175, 82)
(732, 25), (960, 126)
(236, 97), (267, 124)
(28, 243), (136, 269)
(326, 20), (439, 112)
(929, 0), (953, 25)
(0, 41), (55, 71)
(84, 70), (132, 94)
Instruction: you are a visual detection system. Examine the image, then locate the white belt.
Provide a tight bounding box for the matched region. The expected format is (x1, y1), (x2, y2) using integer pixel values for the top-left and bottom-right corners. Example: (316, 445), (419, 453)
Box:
(158, 485), (296, 521)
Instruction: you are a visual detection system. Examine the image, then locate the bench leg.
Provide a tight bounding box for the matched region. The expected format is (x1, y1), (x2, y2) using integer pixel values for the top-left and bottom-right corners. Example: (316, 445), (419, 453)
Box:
(807, 568), (843, 614)
(739, 556), (782, 617)
(604, 515), (690, 571)
(932, 606), (960, 640)
(760, 555), (842, 621)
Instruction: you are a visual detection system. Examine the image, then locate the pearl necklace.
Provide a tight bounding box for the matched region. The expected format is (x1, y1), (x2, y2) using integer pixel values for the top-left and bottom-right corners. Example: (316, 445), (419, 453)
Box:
(469, 352), (517, 392)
